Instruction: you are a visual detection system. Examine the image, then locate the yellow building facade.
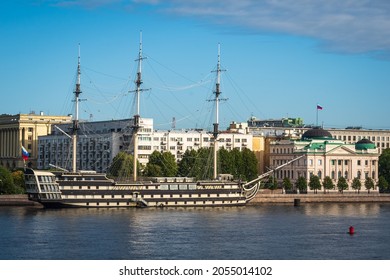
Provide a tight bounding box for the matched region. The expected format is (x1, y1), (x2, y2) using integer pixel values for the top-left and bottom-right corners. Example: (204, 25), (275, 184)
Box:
(0, 113), (71, 169)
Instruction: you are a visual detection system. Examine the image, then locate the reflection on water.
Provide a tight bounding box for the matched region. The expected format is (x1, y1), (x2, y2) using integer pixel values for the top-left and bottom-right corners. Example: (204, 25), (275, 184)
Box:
(1, 204), (390, 260)
(301, 203), (381, 217)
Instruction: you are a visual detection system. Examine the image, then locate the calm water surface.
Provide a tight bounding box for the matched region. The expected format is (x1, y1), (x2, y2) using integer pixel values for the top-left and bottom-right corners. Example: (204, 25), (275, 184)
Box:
(1, 203), (390, 260)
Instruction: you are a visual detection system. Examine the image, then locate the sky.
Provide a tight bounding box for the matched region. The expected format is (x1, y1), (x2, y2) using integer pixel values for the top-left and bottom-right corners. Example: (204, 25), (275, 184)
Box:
(1, 0), (390, 130)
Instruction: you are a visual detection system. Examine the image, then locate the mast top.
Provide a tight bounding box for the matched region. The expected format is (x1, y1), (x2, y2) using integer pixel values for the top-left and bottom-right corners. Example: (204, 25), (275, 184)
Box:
(74, 43), (82, 96)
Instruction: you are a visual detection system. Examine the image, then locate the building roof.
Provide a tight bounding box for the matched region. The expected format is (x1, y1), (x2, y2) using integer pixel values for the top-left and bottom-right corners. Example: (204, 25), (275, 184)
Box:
(355, 138), (376, 150)
(301, 127), (333, 140)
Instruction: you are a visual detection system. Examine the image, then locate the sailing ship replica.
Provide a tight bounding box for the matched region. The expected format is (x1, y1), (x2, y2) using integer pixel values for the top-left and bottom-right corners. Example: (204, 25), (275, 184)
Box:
(24, 36), (302, 208)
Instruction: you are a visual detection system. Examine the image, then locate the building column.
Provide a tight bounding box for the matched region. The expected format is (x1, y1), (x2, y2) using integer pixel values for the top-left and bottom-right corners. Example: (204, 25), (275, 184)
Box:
(6, 129), (10, 157)
(0, 129), (3, 156)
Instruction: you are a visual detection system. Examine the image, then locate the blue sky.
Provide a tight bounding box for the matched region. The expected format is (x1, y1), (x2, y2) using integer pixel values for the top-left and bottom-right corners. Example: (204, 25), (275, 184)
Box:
(1, 0), (390, 130)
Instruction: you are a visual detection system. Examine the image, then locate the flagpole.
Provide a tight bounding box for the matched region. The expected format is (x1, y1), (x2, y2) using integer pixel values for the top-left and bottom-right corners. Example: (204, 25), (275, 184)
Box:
(316, 105), (318, 127)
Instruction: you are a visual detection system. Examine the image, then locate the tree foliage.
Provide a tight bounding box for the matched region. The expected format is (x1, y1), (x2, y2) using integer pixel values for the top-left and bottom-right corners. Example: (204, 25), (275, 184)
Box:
(107, 151), (141, 179)
(295, 176), (307, 193)
(351, 177), (362, 194)
(365, 177), (375, 193)
(337, 177), (348, 193)
(0, 166), (25, 194)
(378, 176), (389, 193)
(240, 148), (258, 181)
(177, 149), (198, 177)
(309, 175), (321, 194)
(265, 175), (278, 192)
(322, 176), (334, 193)
(282, 177), (293, 192)
(178, 147), (258, 180)
(146, 151), (178, 177)
(379, 149), (390, 185)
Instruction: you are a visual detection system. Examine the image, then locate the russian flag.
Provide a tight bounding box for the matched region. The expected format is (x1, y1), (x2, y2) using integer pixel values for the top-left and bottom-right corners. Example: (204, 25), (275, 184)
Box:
(317, 104), (323, 110)
(22, 146), (29, 160)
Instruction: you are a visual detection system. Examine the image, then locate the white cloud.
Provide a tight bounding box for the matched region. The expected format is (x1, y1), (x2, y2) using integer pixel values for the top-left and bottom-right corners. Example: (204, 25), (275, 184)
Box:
(44, 0), (390, 55)
(138, 0), (390, 55)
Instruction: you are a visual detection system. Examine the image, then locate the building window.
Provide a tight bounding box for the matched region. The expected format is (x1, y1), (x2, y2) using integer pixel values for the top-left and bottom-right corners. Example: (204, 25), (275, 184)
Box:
(331, 171), (335, 179)
(357, 171), (361, 179)
(357, 160), (361, 166)
(318, 159), (322, 165)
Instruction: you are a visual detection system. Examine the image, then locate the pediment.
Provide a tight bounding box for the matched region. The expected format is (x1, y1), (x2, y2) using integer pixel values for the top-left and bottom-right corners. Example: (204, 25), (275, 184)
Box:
(326, 145), (356, 155)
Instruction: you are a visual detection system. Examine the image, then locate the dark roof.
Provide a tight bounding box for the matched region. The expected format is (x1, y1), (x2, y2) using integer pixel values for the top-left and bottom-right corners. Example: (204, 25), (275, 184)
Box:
(301, 128), (333, 140)
(355, 138), (376, 150)
(356, 138), (374, 144)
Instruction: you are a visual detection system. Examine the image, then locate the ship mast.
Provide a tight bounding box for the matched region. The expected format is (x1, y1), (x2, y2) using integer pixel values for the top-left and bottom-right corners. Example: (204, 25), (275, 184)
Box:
(72, 44), (82, 173)
(132, 32), (147, 181)
(212, 43), (226, 180)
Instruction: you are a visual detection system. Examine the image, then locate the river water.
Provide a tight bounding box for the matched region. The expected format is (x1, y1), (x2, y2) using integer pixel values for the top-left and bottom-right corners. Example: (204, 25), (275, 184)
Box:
(1, 203), (390, 260)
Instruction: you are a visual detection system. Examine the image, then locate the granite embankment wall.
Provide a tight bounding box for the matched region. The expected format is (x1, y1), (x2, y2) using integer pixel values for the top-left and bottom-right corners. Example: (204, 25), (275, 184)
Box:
(0, 195), (38, 206)
(249, 190), (390, 204)
(2, 193), (390, 207)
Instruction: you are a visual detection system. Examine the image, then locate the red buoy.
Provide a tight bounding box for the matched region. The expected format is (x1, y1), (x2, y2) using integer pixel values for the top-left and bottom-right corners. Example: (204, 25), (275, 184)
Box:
(349, 226), (355, 235)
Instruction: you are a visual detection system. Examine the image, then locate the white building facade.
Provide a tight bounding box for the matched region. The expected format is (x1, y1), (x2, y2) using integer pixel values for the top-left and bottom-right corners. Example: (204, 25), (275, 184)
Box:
(37, 118), (252, 172)
(269, 128), (380, 193)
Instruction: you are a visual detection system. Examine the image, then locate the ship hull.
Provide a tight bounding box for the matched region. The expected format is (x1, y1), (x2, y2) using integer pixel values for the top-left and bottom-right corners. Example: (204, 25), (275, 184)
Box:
(25, 168), (248, 208)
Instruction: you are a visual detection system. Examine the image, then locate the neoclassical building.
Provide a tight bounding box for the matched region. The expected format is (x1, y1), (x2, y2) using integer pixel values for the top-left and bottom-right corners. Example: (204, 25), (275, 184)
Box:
(0, 113), (71, 169)
(269, 128), (379, 192)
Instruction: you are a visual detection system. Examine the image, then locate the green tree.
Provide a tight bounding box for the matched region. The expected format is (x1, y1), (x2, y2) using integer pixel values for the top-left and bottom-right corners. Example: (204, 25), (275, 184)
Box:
(12, 170), (26, 193)
(143, 163), (163, 177)
(378, 176), (389, 193)
(351, 177), (362, 194)
(107, 151), (141, 179)
(365, 177), (375, 194)
(295, 176), (307, 193)
(379, 149), (390, 184)
(265, 175), (278, 193)
(0, 166), (17, 194)
(282, 177), (293, 193)
(337, 177), (348, 193)
(193, 148), (213, 179)
(322, 176), (334, 193)
(218, 147), (234, 175)
(161, 152), (178, 177)
(241, 148), (258, 181)
(309, 175), (321, 194)
(146, 151), (178, 177)
(178, 149), (198, 177)
(230, 148), (243, 179)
